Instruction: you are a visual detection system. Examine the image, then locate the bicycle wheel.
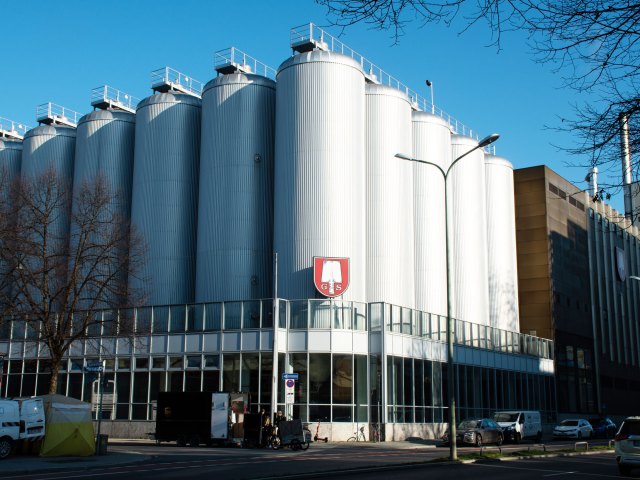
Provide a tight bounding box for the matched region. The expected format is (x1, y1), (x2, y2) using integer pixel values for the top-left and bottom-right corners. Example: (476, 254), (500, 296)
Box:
(347, 436), (357, 442)
(301, 440), (310, 450)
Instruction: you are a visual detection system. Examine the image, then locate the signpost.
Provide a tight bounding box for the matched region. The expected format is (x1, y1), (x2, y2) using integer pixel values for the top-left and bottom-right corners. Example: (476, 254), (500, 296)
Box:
(284, 373), (296, 419)
(84, 360), (106, 454)
(0, 355), (4, 394)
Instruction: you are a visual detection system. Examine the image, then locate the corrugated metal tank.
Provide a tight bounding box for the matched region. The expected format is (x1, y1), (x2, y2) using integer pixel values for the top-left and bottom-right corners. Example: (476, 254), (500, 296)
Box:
(366, 84), (414, 308)
(129, 93), (201, 306)
(449, 134), (490, 325)
(21, 125), (76, 243)
(274, 51), (366, 301)
(74, 110), (135, 216)
(412, 112), (451, 316)
(196, 73), (276, 302)
(485, 155), (520, 332)
(0, 139), (22, 199)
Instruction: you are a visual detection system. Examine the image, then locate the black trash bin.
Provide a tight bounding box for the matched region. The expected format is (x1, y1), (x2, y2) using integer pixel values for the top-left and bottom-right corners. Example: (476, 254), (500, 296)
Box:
(96, 434), (109, 455)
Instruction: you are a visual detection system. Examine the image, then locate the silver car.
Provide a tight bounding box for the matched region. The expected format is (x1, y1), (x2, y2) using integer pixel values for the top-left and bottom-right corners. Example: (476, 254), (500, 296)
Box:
(615, 417), (640, 476)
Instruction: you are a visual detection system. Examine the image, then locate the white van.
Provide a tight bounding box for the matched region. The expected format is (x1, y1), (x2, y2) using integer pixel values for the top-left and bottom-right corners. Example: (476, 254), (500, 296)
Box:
(0, 397), (46, 459)
(493, 410), (542, 443)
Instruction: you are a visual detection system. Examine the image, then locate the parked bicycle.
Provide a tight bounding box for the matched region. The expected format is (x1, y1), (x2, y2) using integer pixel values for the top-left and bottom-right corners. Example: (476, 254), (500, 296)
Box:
(347, 425), (366, 442)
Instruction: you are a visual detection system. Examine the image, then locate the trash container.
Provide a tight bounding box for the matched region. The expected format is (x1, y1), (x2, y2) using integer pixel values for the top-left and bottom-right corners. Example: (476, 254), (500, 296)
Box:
(96, 434), (109, 455)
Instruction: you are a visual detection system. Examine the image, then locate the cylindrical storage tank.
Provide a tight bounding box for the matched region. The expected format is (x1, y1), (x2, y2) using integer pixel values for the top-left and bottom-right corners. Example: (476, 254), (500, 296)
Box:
(0, 139), (22, 201)
(73, 110), (136, 308)
(366, 84), (414, 308)
(21, 125), (76, 242)
(74, 110), (135, 216)
(412, 112), (451, 316)
(129, 93), (201, 306)
(449, 134), (490, 325)
(485, 155), (519, 332)
(196, 73), (276, 302)
(274, 51), (365, 301)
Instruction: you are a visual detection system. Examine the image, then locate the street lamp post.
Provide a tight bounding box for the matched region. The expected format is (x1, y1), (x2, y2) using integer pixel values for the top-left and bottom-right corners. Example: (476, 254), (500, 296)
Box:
(395, 132), (499, 461)
(425, 80), (435, 114)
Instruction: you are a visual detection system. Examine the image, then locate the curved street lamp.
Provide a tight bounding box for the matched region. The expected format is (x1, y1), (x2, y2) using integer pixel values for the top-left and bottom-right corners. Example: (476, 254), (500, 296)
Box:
(395, 132), (500, 461)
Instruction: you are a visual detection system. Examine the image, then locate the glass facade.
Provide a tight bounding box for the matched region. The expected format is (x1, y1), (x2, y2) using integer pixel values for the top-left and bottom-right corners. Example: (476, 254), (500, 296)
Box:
(0, 299), (555, 430)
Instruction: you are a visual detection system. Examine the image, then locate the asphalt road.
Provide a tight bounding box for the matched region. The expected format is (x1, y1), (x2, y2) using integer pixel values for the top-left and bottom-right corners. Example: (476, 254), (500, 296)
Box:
(0, 439), (626, 480)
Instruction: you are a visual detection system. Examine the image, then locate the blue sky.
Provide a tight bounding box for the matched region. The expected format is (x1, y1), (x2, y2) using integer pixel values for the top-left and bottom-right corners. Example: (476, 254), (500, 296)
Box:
(1, 0), (620, 210)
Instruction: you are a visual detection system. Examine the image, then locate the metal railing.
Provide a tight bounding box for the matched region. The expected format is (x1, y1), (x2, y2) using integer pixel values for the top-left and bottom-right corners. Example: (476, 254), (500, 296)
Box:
(91, 85), (140, 112)
(35, 103), (81, 126)
(0, 117), (29, 138)
(150, 66), (203, 97)
(289, 23), (483, 142)
(214, 47), (276, 80)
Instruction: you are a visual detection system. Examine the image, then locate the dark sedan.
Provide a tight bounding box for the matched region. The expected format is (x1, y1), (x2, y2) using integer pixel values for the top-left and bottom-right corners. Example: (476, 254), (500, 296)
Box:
(588, 417), (617, 438)
(442, 418), (504, 447)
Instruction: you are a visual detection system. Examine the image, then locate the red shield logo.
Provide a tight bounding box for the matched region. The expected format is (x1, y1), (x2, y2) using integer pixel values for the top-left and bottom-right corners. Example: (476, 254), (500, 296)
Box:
(313, 257), (350, 298)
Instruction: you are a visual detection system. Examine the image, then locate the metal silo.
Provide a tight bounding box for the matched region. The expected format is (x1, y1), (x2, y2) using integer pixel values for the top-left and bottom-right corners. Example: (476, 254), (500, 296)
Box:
(74, 109), (135, 217)
(274, 48), (366, 301)
(449, 134), (490, 326)
(196, 50), (276, 302)
(129, 86), (201, 306)
(366, 84), (414, 308)
(412, 112), (451, 316)
(0, 139), (22, 198)
(485, 155), (519, 332)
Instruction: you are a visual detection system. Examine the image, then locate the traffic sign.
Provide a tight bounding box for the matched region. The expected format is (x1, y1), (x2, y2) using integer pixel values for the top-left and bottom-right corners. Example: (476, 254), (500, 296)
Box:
(285, 379), (295, 388)
(282, 373), (299, 380)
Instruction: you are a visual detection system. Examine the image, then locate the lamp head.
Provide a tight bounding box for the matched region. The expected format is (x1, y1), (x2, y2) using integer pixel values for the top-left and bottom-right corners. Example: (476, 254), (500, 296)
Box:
(425, 80), (432, 87)
(478, 133), (500, 148)
(394, 153), (413, 161)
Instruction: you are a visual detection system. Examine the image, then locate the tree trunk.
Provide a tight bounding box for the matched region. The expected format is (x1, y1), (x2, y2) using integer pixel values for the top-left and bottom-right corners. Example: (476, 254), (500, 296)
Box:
(49, 355), (62, 394)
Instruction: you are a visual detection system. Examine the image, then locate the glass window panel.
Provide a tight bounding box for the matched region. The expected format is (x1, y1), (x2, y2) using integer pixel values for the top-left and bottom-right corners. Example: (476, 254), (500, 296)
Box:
(186, 355), (202, 369)
(22, 375), (36, 397)
(203, 370), (220, 392)
(403, 358), (413, 406)
(169, 306), (186, 333)
(152, 356), (166, 370)
(309, 405), (330, 422)
(369, 303), (383, 332)
(133, 372), (149, 403)
(244, 301), (261, 329)
(168, 371), (183, 391)
(132, 404), (148, 420)
(291, 301), (310, 329)
(415, 360), (424, 407)
(152, 306), (169, 334)
(309, 353), (331, 404)
(290, 353), (308, 404)
(12, 320), (25, 340)
(116, 372), (131, 404)
(168, 356), (183, 370)
(333, 354), (352, 404)
(401, 307), (412, 334)
(260, 353), (272, 404)
(204, 355), (219, 369)
(186, 304), (201, 332)
(332, 405), (352, 422)
(204, 303), (221, 331)
(240, 353), (260, 402)
(223, 353), (240, 392)
(223, 302), (242, 330)
(184, 371), (201, 392)
(353, 354), (368, 410)
(117, 358), (131, 370)
(334, 302), (352, 330)
(149, 372), (166, 401)
(261, 300), (273, 328)
(135, 357), (149, 370)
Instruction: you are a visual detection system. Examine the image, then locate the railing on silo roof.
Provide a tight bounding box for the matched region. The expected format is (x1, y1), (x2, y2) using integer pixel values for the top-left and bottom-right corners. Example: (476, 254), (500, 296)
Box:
(91, 85), (140, 113)
(0, 117), (29, 140)
(150, 66), (203, 98)
(35, 102), (80, 127)
(214, 47), (276, 80)
(288, 22), (489, 145)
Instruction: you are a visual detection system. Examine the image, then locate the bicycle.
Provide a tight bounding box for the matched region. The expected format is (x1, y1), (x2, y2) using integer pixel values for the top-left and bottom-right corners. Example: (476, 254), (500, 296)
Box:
(371, 423), (381, 442)
(347, 425), (366, 442)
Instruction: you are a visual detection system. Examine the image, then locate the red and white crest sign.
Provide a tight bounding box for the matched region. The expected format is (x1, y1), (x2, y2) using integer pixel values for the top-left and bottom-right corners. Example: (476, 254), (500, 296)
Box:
(313, 257), (350, 298)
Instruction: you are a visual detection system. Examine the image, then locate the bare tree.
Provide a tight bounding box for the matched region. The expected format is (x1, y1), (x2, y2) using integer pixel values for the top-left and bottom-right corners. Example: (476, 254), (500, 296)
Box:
(318, 0), (640, 198)
(0, 168), (146, 394)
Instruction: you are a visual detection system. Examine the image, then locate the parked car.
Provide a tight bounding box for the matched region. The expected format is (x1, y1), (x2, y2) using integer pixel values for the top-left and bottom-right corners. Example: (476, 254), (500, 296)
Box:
(588, 417), (617, 439)
(553, 419), (593, 439)
(442, 418), (503, 447)
(615, 416), (640, 476)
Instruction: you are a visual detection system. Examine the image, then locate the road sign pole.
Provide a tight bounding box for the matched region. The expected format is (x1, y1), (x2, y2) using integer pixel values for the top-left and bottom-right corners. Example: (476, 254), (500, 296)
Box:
(95, 359), (105, 455)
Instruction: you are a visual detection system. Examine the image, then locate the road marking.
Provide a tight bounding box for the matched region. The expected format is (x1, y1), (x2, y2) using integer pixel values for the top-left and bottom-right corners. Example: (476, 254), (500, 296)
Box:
(471, 461), (621, 478)
(543, 472), (577, 477)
